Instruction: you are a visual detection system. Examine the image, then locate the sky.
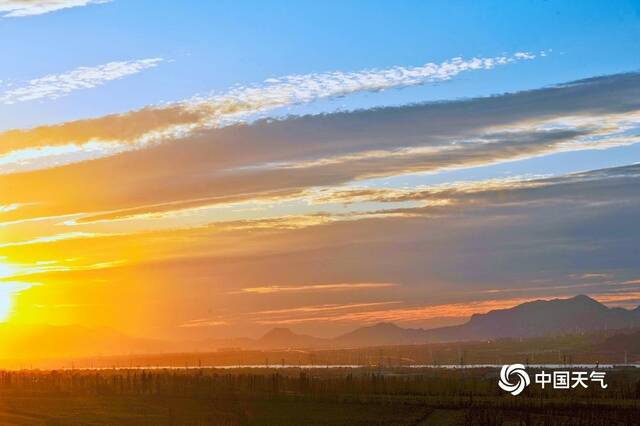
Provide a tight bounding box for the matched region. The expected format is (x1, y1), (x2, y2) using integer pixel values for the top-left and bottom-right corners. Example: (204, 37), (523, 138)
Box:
(0, 0), (640, 353)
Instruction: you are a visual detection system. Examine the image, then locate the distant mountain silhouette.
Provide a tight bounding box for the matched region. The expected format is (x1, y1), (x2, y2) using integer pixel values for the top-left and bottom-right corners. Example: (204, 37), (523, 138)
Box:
(422, 294), (640, 342)
(248, 295), (640, 349)
(257, 327), (328, 349)
(333, 322), (427, 347)
(14, 295), (638, 360)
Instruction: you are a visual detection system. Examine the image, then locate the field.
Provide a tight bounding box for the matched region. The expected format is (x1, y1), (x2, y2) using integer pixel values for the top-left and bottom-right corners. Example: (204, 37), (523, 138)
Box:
(0, 367), (638, 425)
(13, 330), (637, 371)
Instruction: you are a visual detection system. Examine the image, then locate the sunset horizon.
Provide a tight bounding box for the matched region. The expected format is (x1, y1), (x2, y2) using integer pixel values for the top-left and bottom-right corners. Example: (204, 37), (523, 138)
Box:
(0, 2), (640, 350)
(2, 1), (640, 423)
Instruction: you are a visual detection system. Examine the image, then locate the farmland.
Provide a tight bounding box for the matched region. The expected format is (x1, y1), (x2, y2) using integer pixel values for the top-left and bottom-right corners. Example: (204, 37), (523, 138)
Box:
(0, 366), (638, 425)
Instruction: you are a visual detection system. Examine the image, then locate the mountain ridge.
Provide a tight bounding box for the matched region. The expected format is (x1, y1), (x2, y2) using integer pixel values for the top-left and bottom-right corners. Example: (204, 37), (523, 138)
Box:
(247, 295), (640, 349)
(9, 295), (638, 358)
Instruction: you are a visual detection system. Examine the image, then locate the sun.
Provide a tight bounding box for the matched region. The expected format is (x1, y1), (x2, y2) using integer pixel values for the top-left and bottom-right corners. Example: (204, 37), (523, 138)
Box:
(0, 282), (31, 322)
(0, 261), (14, 280)
(0, 261), (31, 322)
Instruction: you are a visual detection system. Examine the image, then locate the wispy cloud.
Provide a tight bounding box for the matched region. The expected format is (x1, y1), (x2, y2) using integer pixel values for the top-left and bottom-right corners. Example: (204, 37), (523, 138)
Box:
(306, 176), (549, 205)
(0, 52), (537, 171)
(3, 162), (640, 332)
(212, 51), (538, 119)
(0, 58), (163, 104)
(240, 283), (397, 294)
(252, 301), (401, 316)
(2, 259), (124, 279)
(179, 319), (228, 328)
(0, 0), (110, 17)
(254, 298), (538, 325)
(0, 231), (106, 248)
(0, 203), (23, 213)
(254, 292), (640, 326)
(1, 72), (639, 249)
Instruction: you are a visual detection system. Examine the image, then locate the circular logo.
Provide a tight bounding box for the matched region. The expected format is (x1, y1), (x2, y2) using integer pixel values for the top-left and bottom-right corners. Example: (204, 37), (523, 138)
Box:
(498, 364), (530, 396)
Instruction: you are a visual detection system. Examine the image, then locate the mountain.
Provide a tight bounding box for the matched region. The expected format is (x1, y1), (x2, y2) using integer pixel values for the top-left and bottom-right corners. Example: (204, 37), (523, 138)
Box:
(6, 295), (637, 361)
(257, 327), (328, 349)
(329, 295), (640, 347)
(333, 322), (428, 347)
(425, 295), (640, 341)
(214, 295), (640, 350)
(181, 295), (640, 352)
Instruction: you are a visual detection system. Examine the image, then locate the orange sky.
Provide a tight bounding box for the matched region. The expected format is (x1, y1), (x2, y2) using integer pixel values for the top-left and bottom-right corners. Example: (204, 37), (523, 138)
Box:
(1, 67), (640, 360)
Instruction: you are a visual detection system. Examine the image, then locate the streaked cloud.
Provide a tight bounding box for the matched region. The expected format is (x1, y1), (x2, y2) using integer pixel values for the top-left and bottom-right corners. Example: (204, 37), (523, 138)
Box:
(255, 297), (538, 325)
(240, 282), (397, 294)
(0, 0), (110, 17)
(2, 66), (640, 337)
(10, 259), (125, 278)
(1, 72), (638, 229)
(0, 52), (536, 171)
(221, 51), (537, 113)
(4, 162), (640, 335)
(254, 289), (640, 326)
(0, 231), (106, 248)
(306, 176), (548, 205)
(0, 58), (163, 104)
(178, 319), (228, 328)
(252, 301), (402, 316)
(0, 203), (24, 213)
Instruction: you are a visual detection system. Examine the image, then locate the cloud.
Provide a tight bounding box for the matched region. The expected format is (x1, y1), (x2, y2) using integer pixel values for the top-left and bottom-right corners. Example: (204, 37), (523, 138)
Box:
(0, 0), (110, 17)
(0, 231), (107, 248)
(178, 319), (228, 328)
(240, 283), (397, 294)
(3, 259), (124, 279)
(0, 52), (536, 170)
(304, 164), (640, 206)
(1, 69), (640, 339)
(8, 163), (639, 274)
(5, 162), (640, 335)
(0, 58), (163, 104)
(306, 177), (546, 205)
(254, 297), (539, 325)
(251, 301), (401, 316)
(250, 302), (406, 325)
(253, 290), (640, 325)
(0, 105), (209, 165)
(0, 203), (23, 213)
(219, 52), (536, 112)
(1, 72), (638, 228)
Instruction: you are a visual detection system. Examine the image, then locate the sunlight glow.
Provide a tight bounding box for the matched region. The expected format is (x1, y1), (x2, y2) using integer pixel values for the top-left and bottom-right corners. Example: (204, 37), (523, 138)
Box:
(0, 282), (31, 322)
(0, 261), (32, 321)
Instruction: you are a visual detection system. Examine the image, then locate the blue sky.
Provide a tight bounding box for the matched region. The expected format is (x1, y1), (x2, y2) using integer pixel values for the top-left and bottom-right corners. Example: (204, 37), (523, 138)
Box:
(1, 0), (639, 130)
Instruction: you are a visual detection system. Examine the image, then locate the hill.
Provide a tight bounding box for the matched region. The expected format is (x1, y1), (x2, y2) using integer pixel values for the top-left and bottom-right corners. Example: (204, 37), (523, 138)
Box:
(257, 327), (328, 349)
(423, 294), (640, 342)
(263, 295), (640, 348)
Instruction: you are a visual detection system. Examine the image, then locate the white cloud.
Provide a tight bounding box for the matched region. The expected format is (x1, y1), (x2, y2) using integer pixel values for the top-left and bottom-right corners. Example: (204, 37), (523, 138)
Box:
(0, 52), (538, 173)
(0, 141), (128, 174)
(207, 51), (538, 124)
(0, 0), (110, 17)
(0, 58), (163, 104)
